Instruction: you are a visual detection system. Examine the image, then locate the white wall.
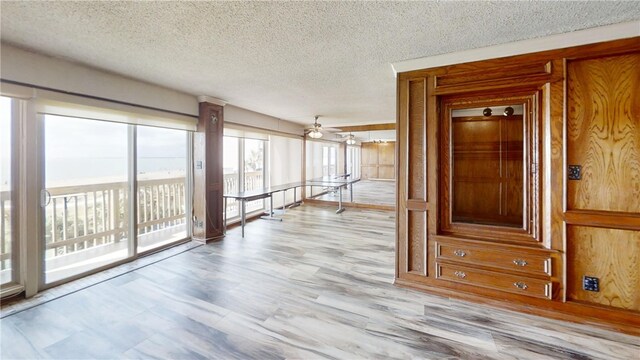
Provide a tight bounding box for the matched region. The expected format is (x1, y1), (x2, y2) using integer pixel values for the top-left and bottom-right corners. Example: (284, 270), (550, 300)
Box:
(270, 136), (303, 207)
(225, 105), (304, 136)
(0, 43), (199, 116)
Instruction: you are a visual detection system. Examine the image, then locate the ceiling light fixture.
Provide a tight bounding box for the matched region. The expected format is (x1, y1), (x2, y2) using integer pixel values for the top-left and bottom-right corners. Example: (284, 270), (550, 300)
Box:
(307, 115), (323, 139)
(346, 133), (356, 145)
(308, 129), (323, 139)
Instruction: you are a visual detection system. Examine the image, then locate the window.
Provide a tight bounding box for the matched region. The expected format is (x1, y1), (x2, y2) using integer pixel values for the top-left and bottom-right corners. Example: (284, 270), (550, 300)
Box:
(223, 136), (267, 221)
(43, 115), (131, 283)
(223, 137), (240, 218)
(244, 138), (265, 213)
(136, 126), (188, 253)
(0, 97), (15, 287)
(347, 145), (360, 179)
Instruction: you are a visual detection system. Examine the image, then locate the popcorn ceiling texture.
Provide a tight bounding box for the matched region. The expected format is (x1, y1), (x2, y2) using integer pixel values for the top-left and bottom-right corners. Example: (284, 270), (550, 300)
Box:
(1, 2), (638, 126)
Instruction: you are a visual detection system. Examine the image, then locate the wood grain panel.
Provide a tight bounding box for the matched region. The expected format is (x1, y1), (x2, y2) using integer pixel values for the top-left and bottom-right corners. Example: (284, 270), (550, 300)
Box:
(361, 165), (378, 179)
(408, 210), (426, 275)
(435, 61), (550, 87)
(361, 143), (378, 166)
(361, 142), (396, 180)
(378, 142), (395, 165)
(408, 79), (426, 200)
(378, 165), (395, 180)
(567, 226), (640, 311)
(567, 53), (640, 213)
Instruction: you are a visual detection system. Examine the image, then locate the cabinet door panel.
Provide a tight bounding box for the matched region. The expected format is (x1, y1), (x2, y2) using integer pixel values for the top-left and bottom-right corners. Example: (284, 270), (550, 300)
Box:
(567, 53), (640, 213)
(567, 226), (640, 311)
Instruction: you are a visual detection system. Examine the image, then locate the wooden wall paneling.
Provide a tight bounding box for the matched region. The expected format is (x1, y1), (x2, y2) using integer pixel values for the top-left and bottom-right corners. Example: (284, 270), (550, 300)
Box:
(545, 59), (565, 300)
(193, 102), (225, 242)
(426, 75), (438, 278)
(398, 37), (640, 83)
(408, 79), (426, 200)
(361, 143), (378, 165)
(567, 226), (640, 311)
(396, 77), (408, 277)
(566, 52), (640, 213)
(361, 143), (378, 179)
(395, 37), (640, 334)
(378, 142), (395, 165)
(378, 166), (395, 180)
(361, 166), (378, 180)
(408, 210), (427, 275)
(338, 123), (395, 132)
(406, 78), (427, 276)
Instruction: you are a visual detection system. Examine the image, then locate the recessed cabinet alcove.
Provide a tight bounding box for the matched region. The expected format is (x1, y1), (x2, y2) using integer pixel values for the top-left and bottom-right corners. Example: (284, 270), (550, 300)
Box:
(396, 37), (640, 334)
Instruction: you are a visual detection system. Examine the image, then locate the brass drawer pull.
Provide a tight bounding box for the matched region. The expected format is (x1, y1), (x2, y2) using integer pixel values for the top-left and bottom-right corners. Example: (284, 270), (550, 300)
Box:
(513, 281), (528, 290)
(513, 259), (528, 267)
(453, 250), (467, 257)
(454, 271), (466, 279)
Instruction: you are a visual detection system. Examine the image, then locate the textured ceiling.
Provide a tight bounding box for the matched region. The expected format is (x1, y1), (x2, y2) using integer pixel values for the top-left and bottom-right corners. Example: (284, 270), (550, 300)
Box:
(1, 2), (638, 126)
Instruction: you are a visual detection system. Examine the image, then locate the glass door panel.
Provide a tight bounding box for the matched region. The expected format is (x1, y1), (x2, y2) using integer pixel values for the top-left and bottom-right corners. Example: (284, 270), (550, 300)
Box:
(244, 139), (264, 213)
(0, 97), (14, 286)
(223, 136), (240, 219)
(136, 126), (187, 253)
(43, 115), (131, 284)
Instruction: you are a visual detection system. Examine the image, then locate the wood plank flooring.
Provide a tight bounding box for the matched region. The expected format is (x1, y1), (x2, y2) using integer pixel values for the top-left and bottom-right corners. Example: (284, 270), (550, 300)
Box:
(317, 179), (396, 206)
(1, 205), (639, 359)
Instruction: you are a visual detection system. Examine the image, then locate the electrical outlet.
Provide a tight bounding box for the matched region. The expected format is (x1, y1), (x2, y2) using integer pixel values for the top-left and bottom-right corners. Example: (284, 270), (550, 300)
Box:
(583, 276), (599, 292)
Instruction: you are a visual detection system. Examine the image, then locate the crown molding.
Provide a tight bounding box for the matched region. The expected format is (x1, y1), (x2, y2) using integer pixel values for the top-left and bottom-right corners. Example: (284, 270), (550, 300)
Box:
(391, 20), (640, 76)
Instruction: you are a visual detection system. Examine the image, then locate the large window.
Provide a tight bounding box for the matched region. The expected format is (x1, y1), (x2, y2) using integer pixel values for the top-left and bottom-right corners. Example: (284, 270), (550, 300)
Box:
(223, 136), (266, 221)
(43, 115), (131, 283)
(0, 97), (14, 287)
(244, 138), (265, 213)
(136, 126), (188, 253)
(347, 145), (361, 179)
(41, 112), (192, 285)
(223, 137), (240, 218)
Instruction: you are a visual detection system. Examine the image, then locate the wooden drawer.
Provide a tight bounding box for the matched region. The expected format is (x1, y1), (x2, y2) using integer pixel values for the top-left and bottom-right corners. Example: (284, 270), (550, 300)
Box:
(436, 263), (552, 299)
(436, 242), (552, 276)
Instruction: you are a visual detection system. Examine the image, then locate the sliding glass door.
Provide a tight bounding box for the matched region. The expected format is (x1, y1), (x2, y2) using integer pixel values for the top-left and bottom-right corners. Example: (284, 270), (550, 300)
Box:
(43, 115), (131, 284)
(244, 138), (265, 213)
(136, 126), (188, 253)
(0, 97), (15, 287)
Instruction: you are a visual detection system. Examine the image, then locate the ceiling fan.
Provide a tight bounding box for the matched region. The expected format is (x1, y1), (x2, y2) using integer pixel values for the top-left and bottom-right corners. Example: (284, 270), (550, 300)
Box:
(304, 115), (339, 139)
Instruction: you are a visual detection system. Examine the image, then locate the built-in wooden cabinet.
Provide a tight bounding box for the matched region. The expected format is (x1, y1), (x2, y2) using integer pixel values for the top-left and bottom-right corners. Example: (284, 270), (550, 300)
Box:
(361, 141), (395, 180)
(396, 37), (640, 334)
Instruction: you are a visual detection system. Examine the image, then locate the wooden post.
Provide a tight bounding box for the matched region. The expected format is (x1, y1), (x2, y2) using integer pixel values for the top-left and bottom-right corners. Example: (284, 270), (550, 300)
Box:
(192, 97), (225, 242)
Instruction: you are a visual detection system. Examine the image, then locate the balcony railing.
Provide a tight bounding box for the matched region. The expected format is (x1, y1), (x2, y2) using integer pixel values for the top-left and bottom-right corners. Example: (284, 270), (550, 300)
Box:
(224, 170), (264, 218)
(0, 171), (262, 280)
(0, 177), (187, 282)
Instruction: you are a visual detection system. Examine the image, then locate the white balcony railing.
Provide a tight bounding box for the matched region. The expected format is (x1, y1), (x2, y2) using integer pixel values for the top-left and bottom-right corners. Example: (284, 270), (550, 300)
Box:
(0, 171), (262, 281)
(224, 170), (264, 219)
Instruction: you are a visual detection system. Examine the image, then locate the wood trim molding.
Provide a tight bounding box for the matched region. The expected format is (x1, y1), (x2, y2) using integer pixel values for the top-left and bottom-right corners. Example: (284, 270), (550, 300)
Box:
(337, 123), (395, 132)
(192, 101), (225, 242)
(392, 21), (640, 74)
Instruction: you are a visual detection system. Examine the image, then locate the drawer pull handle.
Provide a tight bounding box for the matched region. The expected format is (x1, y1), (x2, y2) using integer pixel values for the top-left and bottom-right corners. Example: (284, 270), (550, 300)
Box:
(453, 250), (467, 257)
(454, 271), (466, 279)
(513, 259), (528, 267)
(513, 281), (528, 290)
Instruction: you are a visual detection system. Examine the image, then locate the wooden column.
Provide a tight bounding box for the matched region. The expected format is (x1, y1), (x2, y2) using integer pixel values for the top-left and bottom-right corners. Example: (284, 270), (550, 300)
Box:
(192, 98), (225, 242)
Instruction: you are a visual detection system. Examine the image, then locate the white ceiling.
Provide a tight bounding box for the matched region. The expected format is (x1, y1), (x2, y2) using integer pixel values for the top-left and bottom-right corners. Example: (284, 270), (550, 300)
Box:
(1, 2), (638, 126)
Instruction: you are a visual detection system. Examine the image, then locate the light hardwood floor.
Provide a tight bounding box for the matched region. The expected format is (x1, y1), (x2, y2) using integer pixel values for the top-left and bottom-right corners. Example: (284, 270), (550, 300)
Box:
(316, 179), (396, 206)
(1, 205), (638, 359)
